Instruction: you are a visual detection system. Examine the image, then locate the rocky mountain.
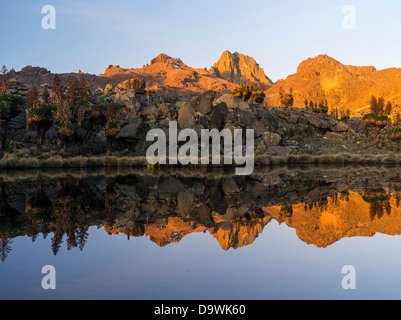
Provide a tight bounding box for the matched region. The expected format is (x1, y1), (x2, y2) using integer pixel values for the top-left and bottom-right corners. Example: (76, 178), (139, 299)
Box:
(264, 54), (401, 116)
(11, 53), (401, 118)
(99, 53), (236, 97)
(209, 50), (273, 86)
(9, 51), (272, 99)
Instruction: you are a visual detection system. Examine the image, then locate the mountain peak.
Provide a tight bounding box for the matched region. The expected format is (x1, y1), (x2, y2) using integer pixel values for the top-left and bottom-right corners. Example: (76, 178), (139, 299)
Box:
(150, 53), (187, 70)
(264, 54), (389, 116)
(297, 54), (377, 75)
(209, 51), (273, 86)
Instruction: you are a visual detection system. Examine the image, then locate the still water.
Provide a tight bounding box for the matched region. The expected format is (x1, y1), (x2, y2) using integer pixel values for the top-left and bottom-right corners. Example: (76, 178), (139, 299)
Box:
(2, 166), (401, 300)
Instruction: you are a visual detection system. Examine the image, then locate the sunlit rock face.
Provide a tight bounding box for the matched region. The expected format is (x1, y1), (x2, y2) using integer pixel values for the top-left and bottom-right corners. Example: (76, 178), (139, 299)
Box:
(209, 50), (273, 87)
(264, 54), (401, 117)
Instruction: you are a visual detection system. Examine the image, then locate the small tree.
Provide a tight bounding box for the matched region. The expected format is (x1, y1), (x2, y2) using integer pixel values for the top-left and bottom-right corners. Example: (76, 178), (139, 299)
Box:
(52, 75), (65, 103)
(279, 86), (285, 97)
(28, 103), (55, 148)
(386, 101), (393, 116)
(56, 100), (73, 125)
(0, 65), (9, 94)
(67, 76), (79, 103)
(279, 87), (294, 108)
(396, 112), (401, 126)
(27, 85), (39, 110)
(77, 106), (86, 126)
(370, 96), (378, 114)
(42, 87), (50, 104)
(377, 97), (385, 115)
(79, 74), (90, 101)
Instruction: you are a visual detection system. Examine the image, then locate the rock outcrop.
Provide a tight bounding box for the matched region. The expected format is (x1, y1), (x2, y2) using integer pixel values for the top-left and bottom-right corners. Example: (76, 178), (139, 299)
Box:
(209, 50), (273, 87)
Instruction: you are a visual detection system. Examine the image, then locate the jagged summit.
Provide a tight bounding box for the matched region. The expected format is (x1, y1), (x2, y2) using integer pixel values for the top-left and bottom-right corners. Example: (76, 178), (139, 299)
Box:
(209, 50), (273, 86)
(10, 51), (273, 98)
(150, 53), (188, 70)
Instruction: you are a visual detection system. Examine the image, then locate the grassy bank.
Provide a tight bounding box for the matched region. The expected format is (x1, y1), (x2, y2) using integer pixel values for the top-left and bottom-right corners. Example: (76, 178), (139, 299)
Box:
(2, 152), (401, 170)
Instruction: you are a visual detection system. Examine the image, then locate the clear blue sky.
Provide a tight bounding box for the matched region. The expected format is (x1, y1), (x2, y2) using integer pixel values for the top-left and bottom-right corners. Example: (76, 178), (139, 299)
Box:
(1, 0), (401, 82)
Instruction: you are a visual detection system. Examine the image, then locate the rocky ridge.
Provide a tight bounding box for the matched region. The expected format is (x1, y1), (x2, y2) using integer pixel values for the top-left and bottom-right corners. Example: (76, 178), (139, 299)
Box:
(264, 54), (401, 117)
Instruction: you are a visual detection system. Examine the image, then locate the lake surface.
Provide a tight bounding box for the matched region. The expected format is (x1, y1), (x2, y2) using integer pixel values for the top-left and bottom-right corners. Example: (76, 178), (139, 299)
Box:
(2, 166), (401, 300)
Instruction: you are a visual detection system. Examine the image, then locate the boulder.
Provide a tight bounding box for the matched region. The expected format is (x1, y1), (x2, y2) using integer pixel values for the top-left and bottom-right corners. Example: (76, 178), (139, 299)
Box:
(210, 102), (229, 130)
(331, 122), (349, 133)
(214, 94), (251, 111)
(177, 191), (196, 217)
(6, 112), (26, 142)
(190, 205), (214, 227)
(116, 118), (144, 142)
(6, 194), (26, 215)
(85, 127), (107, 155)
(118, 78), (146, 93)
(140, 104), (162, 120)
(249, 119), (267, 138)
(254, 107), (279, 131)
(177, 101), (196, 128)
(262, 132), (281, 147)
(104, 84), (114, 93)
(190, 90), (216, 115)
(304, 114), (330, 129)
(43, 125), (58, 148)
(221, 177), (240, 194)
(238, 108), (258, 127)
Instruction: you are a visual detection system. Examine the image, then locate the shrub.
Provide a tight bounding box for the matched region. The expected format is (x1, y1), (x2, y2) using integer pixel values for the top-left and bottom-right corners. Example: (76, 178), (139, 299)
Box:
(340, 110), (350, 121)
(389, 128), (401, 140)
(0, 93), (25, 108)
(232, 84), (265, 104)
(29, 104), (55, 122)
(362, 195), (389, 204)
(363, 113), (387, 122)
(320, 105), (329, 114)
(0, 101), (10, 118)
(91, 103), (108, 113)
(57, 121), (75, 137)
(363, 113), (388, 128)
(105, 120), (120, 136)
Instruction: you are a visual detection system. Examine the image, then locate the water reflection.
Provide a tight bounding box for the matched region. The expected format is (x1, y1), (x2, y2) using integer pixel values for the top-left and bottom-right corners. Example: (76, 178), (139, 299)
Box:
(2, 166), (401, 261)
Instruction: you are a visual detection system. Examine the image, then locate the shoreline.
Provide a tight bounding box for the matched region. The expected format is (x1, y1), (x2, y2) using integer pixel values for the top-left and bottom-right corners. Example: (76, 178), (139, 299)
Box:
(1, 153), (401, 170)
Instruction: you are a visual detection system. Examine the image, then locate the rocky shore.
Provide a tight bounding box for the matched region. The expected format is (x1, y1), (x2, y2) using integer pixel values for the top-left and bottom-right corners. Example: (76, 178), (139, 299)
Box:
(1, 77), (401, 170)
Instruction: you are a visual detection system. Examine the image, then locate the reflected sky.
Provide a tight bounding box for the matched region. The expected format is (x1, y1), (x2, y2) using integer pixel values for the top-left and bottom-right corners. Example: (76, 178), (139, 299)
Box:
(3, 221), (401, 300)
